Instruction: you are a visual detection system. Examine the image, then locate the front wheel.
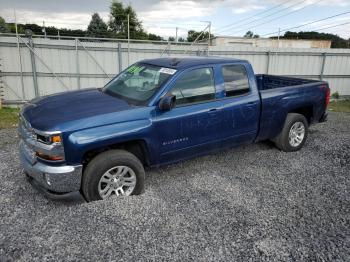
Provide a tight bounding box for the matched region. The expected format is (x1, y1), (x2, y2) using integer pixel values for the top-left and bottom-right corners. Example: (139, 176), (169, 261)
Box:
(82, 150), (145, 202)
(273, 113), (308, 152)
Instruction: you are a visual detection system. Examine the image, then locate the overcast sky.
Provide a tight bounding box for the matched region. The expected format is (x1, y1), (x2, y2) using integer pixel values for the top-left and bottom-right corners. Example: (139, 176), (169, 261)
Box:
(0, 0), (349, 39)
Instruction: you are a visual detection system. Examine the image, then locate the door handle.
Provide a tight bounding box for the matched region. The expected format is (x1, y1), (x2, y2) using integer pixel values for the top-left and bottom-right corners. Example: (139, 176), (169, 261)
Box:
(208, 108), (219, 113)
(246, 102), (257, 106)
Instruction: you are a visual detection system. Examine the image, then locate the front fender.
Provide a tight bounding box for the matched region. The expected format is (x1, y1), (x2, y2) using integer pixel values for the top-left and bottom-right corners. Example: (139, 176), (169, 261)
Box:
(63, 119), (154, 164)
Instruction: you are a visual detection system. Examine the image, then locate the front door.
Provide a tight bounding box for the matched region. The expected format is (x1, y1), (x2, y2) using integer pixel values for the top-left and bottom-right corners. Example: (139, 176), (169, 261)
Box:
(154, 67), (223, 164)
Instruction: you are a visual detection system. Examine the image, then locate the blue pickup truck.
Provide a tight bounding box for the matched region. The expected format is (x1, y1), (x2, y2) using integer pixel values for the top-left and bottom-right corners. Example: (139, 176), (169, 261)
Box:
(19, 57), (330, 202)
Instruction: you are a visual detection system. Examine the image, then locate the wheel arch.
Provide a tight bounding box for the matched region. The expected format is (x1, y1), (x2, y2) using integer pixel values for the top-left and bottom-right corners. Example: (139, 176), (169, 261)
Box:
(82, 139), (151, 167)
(288, 105), (313, 124)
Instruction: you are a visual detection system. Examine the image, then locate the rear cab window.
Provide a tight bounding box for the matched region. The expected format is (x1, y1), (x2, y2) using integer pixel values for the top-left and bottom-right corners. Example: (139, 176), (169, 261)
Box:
(221, 65), (250, 97)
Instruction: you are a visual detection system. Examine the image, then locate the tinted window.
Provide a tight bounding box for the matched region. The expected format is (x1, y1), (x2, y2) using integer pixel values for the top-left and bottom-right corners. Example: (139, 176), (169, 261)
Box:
(222, 65), (250, 97)
(170, 68), (215, 105)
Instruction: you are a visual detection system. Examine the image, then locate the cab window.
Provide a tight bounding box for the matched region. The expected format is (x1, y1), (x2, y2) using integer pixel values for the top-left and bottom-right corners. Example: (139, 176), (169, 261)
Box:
(103, 63), (172, 104)
(221, 65), (250, 97)
(170, 68), (215, 105)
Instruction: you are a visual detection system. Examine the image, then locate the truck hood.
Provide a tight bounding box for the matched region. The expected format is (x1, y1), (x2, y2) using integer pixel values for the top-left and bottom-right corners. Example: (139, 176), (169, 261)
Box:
(22, 88), (133, 131)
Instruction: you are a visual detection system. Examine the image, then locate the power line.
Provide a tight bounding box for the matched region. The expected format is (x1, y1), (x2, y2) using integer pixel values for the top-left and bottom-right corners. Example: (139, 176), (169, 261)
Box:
(311, 21), (350, 32)
(216, 0), (307, 34)
(215, 0), (310, 34)
(262, 10), (350, 36)
(143, 24), (203, 31)
(233, 0), (324, 34)
(307, 18), (350, 32)
(215, 0), (295, 33)
(221, 0), (324, 36)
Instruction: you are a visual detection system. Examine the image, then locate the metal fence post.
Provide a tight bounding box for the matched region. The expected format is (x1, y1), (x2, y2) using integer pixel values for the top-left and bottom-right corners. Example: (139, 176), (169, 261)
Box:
(118, 42), (122, 73)
(320, 53), (326, 81)
(16, 36), (25, 100)
(28, 37), (39, 97)
(0, 59), (3, 108)
(266, 51), (271, 74)
(75, 38), (81, 89)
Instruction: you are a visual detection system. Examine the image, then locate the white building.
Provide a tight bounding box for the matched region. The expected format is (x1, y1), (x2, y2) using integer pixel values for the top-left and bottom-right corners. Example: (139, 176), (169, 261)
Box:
(210, 36), (332, 49)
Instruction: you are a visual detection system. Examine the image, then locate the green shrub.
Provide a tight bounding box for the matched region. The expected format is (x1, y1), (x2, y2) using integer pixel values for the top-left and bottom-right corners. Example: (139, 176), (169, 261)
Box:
(331, 91), (340, 99)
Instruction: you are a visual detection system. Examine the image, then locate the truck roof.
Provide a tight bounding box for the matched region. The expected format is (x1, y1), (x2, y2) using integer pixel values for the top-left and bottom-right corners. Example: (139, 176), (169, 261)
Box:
(141, 57), (247, 70)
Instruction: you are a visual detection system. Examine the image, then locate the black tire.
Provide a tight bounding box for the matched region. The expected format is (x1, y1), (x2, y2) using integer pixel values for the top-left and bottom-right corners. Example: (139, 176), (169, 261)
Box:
(273, 113), (308, 152)
(82, 149), (145, 202)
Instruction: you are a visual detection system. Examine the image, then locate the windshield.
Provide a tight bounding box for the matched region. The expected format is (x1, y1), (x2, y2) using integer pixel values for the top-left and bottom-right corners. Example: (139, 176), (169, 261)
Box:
(103, 63), (175, 104)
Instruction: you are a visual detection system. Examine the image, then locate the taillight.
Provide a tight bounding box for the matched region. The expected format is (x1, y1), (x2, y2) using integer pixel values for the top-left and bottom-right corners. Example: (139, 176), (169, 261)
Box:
(325, 87), (330, 108)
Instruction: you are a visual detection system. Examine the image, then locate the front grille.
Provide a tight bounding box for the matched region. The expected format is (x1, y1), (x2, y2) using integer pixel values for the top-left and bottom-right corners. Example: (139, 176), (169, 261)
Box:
(20, 140), (36, 164)
(19, 115), (36, 142)
(19, 115), (37, 164)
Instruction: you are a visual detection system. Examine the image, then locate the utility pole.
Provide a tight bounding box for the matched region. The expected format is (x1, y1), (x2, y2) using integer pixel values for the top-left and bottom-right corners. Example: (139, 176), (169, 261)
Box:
(57, 29), (60, 40)
(175, 27), (178, 42)
(208, 21), (211, 55)
(185, 23), (210, 55)
(127, 14), (130, 66)
(42, 21), (47, 38)
(277, 28), (280, 48)
(201, 21), (211, 55)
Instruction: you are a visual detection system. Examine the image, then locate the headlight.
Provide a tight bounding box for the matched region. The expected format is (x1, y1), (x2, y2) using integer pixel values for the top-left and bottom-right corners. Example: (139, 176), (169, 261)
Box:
(36, 133), (64, 161)
(51, 135), (62, 143)
(37, 133), (62, 145)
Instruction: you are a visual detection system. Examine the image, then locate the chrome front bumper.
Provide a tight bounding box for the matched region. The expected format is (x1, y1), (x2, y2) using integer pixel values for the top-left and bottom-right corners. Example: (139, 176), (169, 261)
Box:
(20, 140), (82, 193)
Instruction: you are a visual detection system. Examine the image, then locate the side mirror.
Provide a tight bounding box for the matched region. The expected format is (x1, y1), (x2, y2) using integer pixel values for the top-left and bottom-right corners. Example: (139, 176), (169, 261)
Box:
(158, 95), (176, 111)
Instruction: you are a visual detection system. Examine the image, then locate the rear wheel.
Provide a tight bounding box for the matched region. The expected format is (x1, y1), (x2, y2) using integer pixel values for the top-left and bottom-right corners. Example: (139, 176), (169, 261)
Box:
(82, 149), (145, 202)
(273, 113), (308, 152)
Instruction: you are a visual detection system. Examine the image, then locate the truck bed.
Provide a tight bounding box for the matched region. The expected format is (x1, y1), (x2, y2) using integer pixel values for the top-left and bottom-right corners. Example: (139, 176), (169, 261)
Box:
(255, 74), (328, 142)
(256, 74), (320, 91)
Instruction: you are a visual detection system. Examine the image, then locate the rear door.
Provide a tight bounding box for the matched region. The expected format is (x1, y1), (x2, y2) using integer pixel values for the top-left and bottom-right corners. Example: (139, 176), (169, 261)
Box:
(217, 63), (261, 146)
(154, 66), (224, 164)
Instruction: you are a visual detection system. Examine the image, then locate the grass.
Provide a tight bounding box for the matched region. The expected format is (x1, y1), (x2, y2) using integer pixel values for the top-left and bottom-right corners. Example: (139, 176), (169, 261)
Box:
(329, 100), (350, 113)
(0, 107), (20, 129)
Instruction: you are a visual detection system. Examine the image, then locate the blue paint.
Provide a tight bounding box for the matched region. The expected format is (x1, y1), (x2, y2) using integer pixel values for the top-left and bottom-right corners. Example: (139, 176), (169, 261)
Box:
(22, 57), (329, 167)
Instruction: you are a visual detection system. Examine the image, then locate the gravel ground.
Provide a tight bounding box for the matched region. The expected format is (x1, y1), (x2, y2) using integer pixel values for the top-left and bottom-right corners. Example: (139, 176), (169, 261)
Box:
(0, 112), (349, 261)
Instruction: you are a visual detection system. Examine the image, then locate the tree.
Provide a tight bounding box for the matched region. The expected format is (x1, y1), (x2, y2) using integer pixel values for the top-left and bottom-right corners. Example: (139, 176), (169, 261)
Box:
(244, 31), (253, 38)
(187, 30), (213, 42)
(148, 33), (162, 41)
(276, 31), (349, 48)
(108, 1), (162, 40)
(109, 0), (145, 39)
(86, 13), (108, 38)
(0, 16), (10, 33)
(168, 36), (175, 41)
(244, 31), (259, 38)
(108, 1), (124, 35)
(6, 22), (86, 37)
(3, 2), (163, 41)
(178, 37), (185, 42)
